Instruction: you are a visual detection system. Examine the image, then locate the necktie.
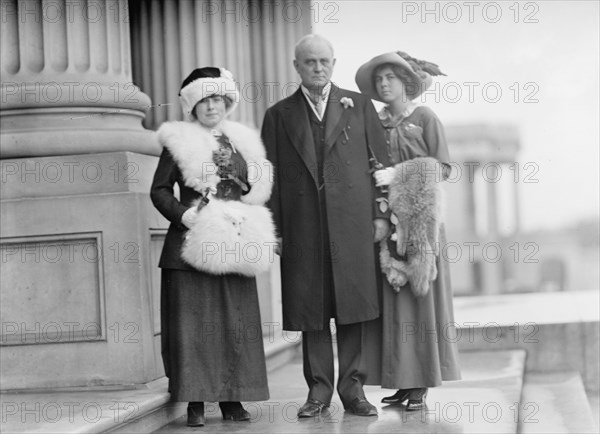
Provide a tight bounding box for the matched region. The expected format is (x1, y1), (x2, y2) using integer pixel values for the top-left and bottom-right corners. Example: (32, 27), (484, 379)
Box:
(310, 93), (324, 119)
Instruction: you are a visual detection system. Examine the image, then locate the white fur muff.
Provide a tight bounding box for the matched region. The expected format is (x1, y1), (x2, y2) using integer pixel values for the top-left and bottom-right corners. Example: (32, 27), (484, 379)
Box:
(181, 198), (277, 276)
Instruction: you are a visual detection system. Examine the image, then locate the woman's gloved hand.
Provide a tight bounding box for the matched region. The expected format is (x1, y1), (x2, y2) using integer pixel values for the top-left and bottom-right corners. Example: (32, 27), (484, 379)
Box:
(373, 167), (396, 187)
(373, 218), (390, 242)
(181, 207), (198, 229)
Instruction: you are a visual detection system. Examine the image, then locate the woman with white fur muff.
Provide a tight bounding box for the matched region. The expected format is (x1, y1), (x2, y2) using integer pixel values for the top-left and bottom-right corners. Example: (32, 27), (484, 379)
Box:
(355, 52), (461, 410)
(150, 67), (273, 427)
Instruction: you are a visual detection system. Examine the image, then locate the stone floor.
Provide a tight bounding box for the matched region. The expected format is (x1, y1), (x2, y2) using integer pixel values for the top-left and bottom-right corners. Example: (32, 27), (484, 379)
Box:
(2, 291), (598, 433)
(154, 349), (527, 433)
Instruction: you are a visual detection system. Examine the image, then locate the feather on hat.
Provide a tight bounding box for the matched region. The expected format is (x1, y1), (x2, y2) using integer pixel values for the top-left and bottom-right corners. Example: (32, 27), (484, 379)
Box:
(355, 51), (445, 101)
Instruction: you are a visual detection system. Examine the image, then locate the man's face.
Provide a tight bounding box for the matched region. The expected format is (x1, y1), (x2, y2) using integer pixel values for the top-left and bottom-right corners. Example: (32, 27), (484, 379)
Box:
(294, 40), (336, 92)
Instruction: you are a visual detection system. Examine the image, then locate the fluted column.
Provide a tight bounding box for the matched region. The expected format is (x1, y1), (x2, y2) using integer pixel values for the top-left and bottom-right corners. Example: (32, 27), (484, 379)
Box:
(0, 0), (157, 158)
(130, 0), (311, 130)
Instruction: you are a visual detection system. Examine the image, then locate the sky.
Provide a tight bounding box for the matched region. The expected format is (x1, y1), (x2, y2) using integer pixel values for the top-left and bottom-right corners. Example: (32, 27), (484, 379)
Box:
(313, 0), (599, 231)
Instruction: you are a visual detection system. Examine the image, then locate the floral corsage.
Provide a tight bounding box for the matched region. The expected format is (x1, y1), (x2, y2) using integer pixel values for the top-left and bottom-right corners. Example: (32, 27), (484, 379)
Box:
(340, 97), (354, 109)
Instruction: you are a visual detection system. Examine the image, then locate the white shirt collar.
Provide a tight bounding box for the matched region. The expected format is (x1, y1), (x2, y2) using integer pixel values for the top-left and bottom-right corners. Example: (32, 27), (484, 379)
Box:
(300, 82), (332, 120)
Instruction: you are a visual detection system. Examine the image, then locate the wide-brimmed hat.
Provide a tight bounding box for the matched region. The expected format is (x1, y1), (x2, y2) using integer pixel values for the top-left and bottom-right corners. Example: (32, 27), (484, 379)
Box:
(179, 67), (240, 119)
(355, 51), (444, 101)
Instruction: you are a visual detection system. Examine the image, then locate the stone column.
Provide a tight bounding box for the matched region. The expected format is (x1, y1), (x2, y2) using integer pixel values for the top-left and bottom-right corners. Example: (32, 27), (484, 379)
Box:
(0, 0), (158, 158)
(0, 0), (161, 390)
(482, 177), (502, 293)
(513, 178), (520, 233)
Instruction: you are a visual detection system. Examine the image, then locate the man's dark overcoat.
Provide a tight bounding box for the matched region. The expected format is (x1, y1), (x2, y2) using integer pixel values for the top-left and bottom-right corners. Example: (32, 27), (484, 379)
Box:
(261, 85), (390, 331)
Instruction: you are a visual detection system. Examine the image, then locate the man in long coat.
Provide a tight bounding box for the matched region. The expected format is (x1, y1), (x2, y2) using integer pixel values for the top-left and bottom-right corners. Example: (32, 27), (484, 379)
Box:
(261, 34), (390, 417)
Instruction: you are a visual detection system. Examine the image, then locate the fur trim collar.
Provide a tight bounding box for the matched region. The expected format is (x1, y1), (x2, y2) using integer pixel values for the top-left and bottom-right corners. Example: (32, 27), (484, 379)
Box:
(157, 120), (273, 205)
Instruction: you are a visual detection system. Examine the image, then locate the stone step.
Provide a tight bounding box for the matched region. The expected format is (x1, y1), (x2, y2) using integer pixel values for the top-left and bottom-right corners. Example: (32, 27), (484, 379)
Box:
(109, 337), (300, 434)
(0, 337), (300, 434)
(454, 290), (599, 393)
(154, 349), (527, 433)
(518, 372), (598, 433)
(0, 378), (172, 434)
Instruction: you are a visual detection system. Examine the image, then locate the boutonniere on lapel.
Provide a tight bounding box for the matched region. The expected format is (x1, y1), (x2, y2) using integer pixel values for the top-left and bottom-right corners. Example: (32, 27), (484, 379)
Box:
(340, 97), (354, 109)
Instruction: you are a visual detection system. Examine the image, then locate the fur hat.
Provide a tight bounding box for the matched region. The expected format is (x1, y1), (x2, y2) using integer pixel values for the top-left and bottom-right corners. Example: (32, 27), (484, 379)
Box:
(355, 51), (445, 101)
(179, 67), (240, 120)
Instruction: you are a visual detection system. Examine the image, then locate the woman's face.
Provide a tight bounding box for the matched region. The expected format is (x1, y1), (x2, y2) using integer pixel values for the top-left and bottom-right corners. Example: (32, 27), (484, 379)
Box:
(194, 95), (226, 128)
(374, 66), (406, 104)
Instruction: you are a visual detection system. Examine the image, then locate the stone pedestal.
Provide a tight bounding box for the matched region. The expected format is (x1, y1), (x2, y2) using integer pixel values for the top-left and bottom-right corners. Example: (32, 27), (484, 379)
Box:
(0, 150), (278, 390)
(0, 152), (165, 389)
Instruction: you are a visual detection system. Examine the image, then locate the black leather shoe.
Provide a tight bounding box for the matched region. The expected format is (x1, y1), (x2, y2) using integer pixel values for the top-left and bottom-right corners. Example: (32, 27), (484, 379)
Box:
(406, 388), (428, 411)
(297, 398), (329, 418)
(381, 388), (412, 404)
(346, 397), (378, 416)
(187, 402), (205, 427)
(219, 401), (251, 421)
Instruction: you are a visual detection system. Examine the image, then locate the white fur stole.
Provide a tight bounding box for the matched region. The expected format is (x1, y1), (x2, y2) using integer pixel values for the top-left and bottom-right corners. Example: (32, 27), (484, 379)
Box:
(157, 120), (273, 206)
(156, 120), (276, 276)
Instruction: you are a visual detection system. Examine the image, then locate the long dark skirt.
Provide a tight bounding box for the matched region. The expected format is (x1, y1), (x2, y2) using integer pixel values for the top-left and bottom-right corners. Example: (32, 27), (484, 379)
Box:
(161, 269), (269, 402)
(364, 225), (461, 388)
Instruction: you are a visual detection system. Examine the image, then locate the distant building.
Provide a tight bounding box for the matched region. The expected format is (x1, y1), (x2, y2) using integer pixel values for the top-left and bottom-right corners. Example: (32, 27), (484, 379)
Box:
(443, 123), (520, 295)
(444, 124), (599, 295)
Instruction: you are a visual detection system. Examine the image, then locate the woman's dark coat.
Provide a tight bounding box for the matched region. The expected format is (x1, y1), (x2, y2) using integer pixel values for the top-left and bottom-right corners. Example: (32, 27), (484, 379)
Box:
(150, 120), (271, 402)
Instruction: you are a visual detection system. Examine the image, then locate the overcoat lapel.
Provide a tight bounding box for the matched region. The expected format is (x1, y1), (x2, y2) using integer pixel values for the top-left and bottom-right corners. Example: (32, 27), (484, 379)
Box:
(282, 89), (318, 185)
(324, 85), (351, 155)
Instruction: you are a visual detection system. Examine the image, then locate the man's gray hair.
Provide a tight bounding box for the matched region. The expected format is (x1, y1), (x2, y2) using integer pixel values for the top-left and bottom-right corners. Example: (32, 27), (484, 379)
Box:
(294, 34), (335, 59)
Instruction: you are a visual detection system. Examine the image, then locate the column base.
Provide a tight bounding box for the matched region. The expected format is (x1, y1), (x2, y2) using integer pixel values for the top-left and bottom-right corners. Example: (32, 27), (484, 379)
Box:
(0, 104), (160, 159)
(0, 152), (165, 390)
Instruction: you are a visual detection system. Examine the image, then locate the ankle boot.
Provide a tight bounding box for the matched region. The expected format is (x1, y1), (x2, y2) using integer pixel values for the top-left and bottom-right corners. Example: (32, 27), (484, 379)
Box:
(187, 402), (205, 426)
(219, 401), (250, 421)
(381, 389), (412, 404)
(406, 388), (428, 411)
